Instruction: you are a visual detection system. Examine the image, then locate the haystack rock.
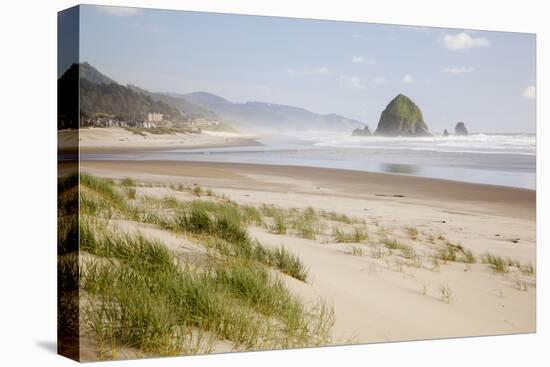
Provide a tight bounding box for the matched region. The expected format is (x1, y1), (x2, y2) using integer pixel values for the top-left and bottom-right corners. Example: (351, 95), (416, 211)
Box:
(352, 125), (371, 136)
(443, 129), (449, 137)
(455, 122), (468, 136)
(374, 94), (430, 136)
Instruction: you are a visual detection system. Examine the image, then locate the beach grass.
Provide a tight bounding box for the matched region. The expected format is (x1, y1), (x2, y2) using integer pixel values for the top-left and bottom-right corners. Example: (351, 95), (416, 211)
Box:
(435, 246), (458, 263)
(272, 211), (288, 235)
(77, 173), (334, 358)
(461, 249), (476, 264)
(439, 284), (453, 304)
(120, 177), (136, 187)
(333, 227), (368, 243)
(348, 245), (365, 256)
(482, 253), (507, 273)
(292, 207), (322, 240)
(383, 238), (404, 251)
(404, 226), (419, 240)
(80, 173), (125, 208)
(80, 217), (331, 356)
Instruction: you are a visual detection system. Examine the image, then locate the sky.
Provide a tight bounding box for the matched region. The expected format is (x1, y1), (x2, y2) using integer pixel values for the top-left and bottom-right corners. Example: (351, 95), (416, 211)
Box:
(77, 5), (536, 133)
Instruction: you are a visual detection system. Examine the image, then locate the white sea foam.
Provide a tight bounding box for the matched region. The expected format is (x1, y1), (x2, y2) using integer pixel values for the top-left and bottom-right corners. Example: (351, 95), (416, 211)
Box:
(307, 133), (535, 156)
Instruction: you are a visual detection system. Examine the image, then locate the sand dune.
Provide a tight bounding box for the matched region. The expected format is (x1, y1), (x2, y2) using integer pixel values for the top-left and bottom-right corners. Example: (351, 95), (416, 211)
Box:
(79, 160), (536, 349)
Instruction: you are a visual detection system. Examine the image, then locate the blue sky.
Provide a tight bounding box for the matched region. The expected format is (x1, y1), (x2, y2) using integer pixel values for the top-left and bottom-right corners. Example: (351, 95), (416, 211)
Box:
(78, 5), (536, 133)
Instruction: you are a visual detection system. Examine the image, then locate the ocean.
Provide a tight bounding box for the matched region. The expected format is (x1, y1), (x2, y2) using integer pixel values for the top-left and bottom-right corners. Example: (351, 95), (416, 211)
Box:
(83, 133), (536, 190)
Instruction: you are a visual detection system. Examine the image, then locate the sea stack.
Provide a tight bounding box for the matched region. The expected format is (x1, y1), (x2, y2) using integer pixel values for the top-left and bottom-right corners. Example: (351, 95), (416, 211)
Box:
(455, 122), (468, 136)
(374, 94), (430, 136)
(352, 125), (371, 136)
(443, 129), (449, 137)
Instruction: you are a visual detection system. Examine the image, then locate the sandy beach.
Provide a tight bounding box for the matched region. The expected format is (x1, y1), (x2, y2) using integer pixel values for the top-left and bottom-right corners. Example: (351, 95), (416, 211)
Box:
(79, 158), (536, 351)
(59, 127), (259, 152)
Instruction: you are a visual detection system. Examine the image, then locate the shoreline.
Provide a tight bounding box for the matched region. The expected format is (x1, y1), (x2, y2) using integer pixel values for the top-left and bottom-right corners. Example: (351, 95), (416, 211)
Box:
(79, 136), (261, 154)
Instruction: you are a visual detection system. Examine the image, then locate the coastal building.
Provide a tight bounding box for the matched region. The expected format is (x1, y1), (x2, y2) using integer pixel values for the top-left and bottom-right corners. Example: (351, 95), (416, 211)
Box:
(147, 112), (164, 123)
(137, 121), (157, 128)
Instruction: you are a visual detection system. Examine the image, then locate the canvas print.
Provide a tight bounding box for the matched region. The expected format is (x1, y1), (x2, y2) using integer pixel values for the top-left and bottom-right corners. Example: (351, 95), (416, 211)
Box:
(58, 5), (536, 362)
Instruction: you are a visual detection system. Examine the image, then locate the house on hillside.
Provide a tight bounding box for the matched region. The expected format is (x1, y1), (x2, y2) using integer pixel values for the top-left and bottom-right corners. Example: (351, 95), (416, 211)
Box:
(147, 112), (164, 123)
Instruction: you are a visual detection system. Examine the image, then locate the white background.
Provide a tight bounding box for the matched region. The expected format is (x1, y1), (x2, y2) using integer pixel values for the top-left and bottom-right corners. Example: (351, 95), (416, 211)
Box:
(0, 0), (547, 366)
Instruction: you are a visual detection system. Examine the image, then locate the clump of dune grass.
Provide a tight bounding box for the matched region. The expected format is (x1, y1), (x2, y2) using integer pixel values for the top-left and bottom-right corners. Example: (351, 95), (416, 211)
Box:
(461, 249), (476, 264)
(383, 238), (415, 260)
(320, 211), (352, 224)
(521, 263), (535, 275)
(80, 191), (116, 219)
(399, 243), (416, 260)
(439, 284), (453, 304)
(318, 210), (365, 225)
(261, 204), (372, 241)
(259, 204), (289, 232)
(271, 211), (288, 235)
(80, 173), (125, 208)
(333, 227), (368, 243)
(435, 241), (476, 264)
(188, 200), (242, 225)
(120, 177), (136, 187)
(125, 187), (137, 200)
(405, 226), (419, 240)
(482, 252), (507, 273)
(267, 246), (309, 281)
(241, 205), (264, 226)
(383, 238), (401, 250)
(292, 207), (322, 240)
(367, 244), (383, 259)
(435, 247), (456, 263)
(192, 185), (203, 197)
(348, 245), (365, 257)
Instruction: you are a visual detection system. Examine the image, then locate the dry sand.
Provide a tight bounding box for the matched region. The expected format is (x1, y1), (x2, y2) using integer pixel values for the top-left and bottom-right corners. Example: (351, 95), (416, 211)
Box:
(59, 127), (258, 152)
(80, 159), (536, 346)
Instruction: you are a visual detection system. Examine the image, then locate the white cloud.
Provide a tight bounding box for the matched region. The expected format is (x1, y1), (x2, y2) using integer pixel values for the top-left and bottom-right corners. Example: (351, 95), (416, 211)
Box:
(522, 85), (536, 99)
(372, 76), (386, 84)
(401, 75), (415, 83)
(286, 67), (330, 75)
(442, 32), (490, 50)
(442, 66), (475, 74)
(97, 6), (141, 17)
(351, 56), (376, 64)
(339, 76), (365, 89)
(256, 85), (271, 92)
